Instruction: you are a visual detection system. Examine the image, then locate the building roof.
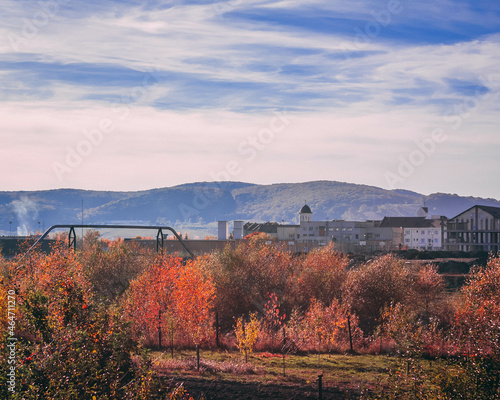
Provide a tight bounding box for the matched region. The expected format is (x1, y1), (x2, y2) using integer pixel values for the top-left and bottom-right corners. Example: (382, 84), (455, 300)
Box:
(379, 216), (439, 228)
(451, 205), (500, 220)
(480, 205), (500, 219)
(299, 204), (312, 214)
(244, 222), (279, 234)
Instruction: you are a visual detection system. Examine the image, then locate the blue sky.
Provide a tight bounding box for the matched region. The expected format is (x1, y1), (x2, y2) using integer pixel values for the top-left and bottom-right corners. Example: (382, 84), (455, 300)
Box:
(1, 0), (499, 198)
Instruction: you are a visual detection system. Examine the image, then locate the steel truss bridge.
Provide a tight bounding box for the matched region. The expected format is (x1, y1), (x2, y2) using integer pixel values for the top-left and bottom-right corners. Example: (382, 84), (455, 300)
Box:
(23, 224), (194, 259)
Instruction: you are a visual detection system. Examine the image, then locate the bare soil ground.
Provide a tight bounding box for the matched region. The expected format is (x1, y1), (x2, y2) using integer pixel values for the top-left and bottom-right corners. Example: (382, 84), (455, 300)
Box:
(163, 376), (359, 399)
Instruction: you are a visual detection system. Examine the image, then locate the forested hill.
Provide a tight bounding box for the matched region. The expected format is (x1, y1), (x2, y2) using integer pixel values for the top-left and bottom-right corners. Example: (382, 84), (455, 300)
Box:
(1, 181), (499, 235)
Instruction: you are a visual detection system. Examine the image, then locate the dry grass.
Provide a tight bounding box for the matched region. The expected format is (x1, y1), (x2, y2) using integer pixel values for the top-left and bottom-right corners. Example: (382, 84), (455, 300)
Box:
(156, 356), (262, 375)
(150, 349), (402, 392)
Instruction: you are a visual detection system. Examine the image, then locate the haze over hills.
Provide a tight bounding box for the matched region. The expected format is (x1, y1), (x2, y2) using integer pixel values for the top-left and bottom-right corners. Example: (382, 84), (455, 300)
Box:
(1, 181), (500, 237)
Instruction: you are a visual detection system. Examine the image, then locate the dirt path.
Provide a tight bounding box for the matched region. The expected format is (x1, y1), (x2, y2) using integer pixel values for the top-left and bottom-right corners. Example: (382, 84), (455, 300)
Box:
(165, 376), (357, 399)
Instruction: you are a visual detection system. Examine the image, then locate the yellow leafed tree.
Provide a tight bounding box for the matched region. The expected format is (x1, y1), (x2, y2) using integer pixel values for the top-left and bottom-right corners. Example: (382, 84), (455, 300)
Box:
(235, 312), (261, 362)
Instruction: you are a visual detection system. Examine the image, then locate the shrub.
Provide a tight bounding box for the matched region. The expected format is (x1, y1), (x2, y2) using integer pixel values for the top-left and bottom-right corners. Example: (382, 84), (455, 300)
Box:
(345, 254), (414, 336)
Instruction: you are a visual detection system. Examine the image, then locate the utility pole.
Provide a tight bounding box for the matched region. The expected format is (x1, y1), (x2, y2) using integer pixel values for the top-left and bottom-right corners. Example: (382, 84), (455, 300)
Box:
(81, 200), (84, 250)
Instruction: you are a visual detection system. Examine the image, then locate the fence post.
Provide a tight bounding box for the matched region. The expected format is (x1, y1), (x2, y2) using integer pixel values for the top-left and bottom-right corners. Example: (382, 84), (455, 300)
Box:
(170, 319), (174, 359)
(282, 327), (286, 377)
(196, 344), (200, 371)
(347, 314), (353, 352)
(318, 372), (323, 400)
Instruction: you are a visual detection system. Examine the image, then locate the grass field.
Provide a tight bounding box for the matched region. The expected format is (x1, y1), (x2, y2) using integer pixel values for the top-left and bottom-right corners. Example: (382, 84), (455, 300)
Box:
(148, 349), (441, 399)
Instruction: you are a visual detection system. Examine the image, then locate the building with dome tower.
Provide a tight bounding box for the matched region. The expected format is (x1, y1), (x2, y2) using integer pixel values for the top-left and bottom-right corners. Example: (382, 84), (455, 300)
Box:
(242, 203), (447, 253)
(299, 204), (313, 223)
(276, 203), (395, 252)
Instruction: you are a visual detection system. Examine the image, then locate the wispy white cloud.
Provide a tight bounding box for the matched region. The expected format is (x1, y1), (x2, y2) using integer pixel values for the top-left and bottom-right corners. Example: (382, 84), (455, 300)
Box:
(1, 0), (499, 198)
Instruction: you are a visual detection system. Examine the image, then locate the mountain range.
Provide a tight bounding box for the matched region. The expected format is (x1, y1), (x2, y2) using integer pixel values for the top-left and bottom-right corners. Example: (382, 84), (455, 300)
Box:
(1, 181), (500, 238)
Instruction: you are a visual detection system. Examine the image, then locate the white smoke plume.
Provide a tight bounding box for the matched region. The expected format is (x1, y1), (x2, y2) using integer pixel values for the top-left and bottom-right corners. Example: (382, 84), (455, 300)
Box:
(11, 196), (39, 236)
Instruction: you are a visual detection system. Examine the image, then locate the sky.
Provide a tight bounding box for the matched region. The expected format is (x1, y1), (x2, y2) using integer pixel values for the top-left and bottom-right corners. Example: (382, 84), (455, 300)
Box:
(1, 0), (499, 199)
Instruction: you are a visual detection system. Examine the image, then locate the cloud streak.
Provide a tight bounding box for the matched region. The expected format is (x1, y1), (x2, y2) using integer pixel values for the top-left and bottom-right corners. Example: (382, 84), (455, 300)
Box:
(1, 0), (499, 198)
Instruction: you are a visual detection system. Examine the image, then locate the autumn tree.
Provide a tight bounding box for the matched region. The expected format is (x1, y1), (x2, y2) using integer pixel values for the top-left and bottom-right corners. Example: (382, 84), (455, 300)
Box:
(172, 256), (216, 347)
(0, 242), (151, 399)
(303, 298), (329, 363)
(413, 263), (446, 315)
(435, 255), (500, 399)
(455, 254), (500, 357)
(263, 292), (286, 353)
(123, 255), (181, 346)
(345, 254), (413, 336)
(294, 242), (349, 308)
(235, 312), (261, 362)
(122, 254), (215, 348)
(209, 237), (295, 332)
(79, 234), (150, 303)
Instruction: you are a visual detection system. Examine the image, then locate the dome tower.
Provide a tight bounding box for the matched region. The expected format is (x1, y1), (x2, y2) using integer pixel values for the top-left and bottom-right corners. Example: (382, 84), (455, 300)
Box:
(299, 204), (312, 224)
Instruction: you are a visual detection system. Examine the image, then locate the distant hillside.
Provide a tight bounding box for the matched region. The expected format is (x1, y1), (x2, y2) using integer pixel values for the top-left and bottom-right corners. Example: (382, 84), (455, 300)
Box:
(1, 181), (499, 237)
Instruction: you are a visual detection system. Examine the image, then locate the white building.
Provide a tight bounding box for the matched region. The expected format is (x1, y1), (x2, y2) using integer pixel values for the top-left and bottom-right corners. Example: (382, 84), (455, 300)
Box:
(379, 210), (446, 251)
(404, 226), (443, 251)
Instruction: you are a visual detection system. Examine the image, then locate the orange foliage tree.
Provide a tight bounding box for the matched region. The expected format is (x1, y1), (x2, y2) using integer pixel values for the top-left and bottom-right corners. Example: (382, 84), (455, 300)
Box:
(172, 256), (216, 346)
(303, 297), (359, 355)
(122, 254), (215, 348)
(0, 241), (157, 399)
(263, 292), (286, 353)
(295, 242), (349, 308)
(455, 255), (500, 357)
(303, 298), (328, 356)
